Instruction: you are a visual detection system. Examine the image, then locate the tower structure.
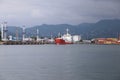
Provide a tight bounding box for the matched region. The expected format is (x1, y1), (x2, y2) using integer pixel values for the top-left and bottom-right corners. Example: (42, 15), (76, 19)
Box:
(36, 29), (39, 41)
(22, 26), (25, 41)
(16, 27), (19, 41)
(0, 22), (8, 41)
(0, 23), (4, 40)
(4, 22), (7, 41)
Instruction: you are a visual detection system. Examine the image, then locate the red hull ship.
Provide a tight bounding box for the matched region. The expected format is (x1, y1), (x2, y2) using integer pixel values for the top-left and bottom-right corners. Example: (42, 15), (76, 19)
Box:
(55, 29), (73, 45)
(55, 38), (66, 45)
(55, 38), (72, 45)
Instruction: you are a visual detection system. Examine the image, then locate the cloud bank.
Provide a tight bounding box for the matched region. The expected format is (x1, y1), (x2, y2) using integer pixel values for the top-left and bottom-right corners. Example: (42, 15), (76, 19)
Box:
(0, 0), (120, 26)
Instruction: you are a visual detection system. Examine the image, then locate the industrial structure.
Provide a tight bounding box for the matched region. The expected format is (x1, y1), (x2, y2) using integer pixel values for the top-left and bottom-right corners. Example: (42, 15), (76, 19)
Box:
(0, 22), (8, 41)
(93, 38), (120, 44)
(1, 22), (120, 45)
(55, 28), (81, 44)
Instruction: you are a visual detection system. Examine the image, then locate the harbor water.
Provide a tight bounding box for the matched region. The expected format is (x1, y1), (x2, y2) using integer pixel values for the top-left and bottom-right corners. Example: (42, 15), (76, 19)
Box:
(0, 44), (120, 80)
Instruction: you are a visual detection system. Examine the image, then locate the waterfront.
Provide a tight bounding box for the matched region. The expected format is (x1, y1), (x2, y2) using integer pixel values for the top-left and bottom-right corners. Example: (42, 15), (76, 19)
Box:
(0, 44), (120, 80)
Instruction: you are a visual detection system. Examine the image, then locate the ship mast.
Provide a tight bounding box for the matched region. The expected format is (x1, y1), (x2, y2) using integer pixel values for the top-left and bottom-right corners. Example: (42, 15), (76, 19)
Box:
(66, 28), (69, 35)
(58, 32), (61, 37)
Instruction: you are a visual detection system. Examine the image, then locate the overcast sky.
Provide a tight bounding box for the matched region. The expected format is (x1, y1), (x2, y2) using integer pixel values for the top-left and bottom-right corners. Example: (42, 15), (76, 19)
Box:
(0, 0), (120, 27)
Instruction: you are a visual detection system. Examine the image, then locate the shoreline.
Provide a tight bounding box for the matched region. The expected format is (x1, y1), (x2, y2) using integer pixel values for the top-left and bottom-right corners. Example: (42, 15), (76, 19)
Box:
(0, 41), (120, 45)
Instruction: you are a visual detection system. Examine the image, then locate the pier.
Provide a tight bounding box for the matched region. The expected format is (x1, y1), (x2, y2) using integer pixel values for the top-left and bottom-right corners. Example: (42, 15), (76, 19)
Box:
(0, 41), (54, 45)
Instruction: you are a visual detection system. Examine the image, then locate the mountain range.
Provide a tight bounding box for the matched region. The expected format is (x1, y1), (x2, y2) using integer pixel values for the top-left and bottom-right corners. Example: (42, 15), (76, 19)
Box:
(4, 19), (120, 40)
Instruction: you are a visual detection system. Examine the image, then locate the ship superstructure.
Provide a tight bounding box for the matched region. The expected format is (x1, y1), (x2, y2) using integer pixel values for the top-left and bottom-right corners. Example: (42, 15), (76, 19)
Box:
(55, 28), (81, 44)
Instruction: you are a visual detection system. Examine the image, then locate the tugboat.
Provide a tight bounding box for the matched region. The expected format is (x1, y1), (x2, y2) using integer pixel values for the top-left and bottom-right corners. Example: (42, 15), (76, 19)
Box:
(55, 29), (73, 44)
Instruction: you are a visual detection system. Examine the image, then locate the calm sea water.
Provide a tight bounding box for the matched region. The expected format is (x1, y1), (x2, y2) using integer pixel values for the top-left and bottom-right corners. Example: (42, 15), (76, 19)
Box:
(0, 44), (120, 80)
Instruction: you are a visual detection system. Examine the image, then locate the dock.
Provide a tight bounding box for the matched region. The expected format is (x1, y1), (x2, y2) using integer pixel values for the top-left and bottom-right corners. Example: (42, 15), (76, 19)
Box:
(0, 41), (54, 45)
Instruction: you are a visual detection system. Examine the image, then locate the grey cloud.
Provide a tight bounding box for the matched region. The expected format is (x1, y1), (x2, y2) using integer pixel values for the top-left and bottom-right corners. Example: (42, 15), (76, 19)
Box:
(0, 0), (120, 26)
(92, 0), (120, 2)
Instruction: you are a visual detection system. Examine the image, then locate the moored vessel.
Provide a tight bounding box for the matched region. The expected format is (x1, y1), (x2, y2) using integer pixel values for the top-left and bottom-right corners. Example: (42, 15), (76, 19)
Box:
(55, 29), (73, 44)
(55, 38), (66, 44)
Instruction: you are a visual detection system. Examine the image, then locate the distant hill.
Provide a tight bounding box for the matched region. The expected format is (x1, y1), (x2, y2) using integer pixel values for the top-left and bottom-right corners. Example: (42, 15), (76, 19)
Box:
(4, 19), (120, 39)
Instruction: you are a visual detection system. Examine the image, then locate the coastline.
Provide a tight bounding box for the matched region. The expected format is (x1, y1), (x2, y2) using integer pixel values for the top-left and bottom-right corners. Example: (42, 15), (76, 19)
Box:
(0, 41), (120, 45)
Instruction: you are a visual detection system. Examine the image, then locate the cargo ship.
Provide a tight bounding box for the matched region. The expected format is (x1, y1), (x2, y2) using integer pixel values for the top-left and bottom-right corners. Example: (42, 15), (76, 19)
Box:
(55, 38), (66, 44)
(55, 29), (73, 44)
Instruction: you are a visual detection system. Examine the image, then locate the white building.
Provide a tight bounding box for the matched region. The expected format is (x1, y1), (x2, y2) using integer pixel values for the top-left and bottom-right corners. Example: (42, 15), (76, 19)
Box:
(72, 35), (81, 43)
